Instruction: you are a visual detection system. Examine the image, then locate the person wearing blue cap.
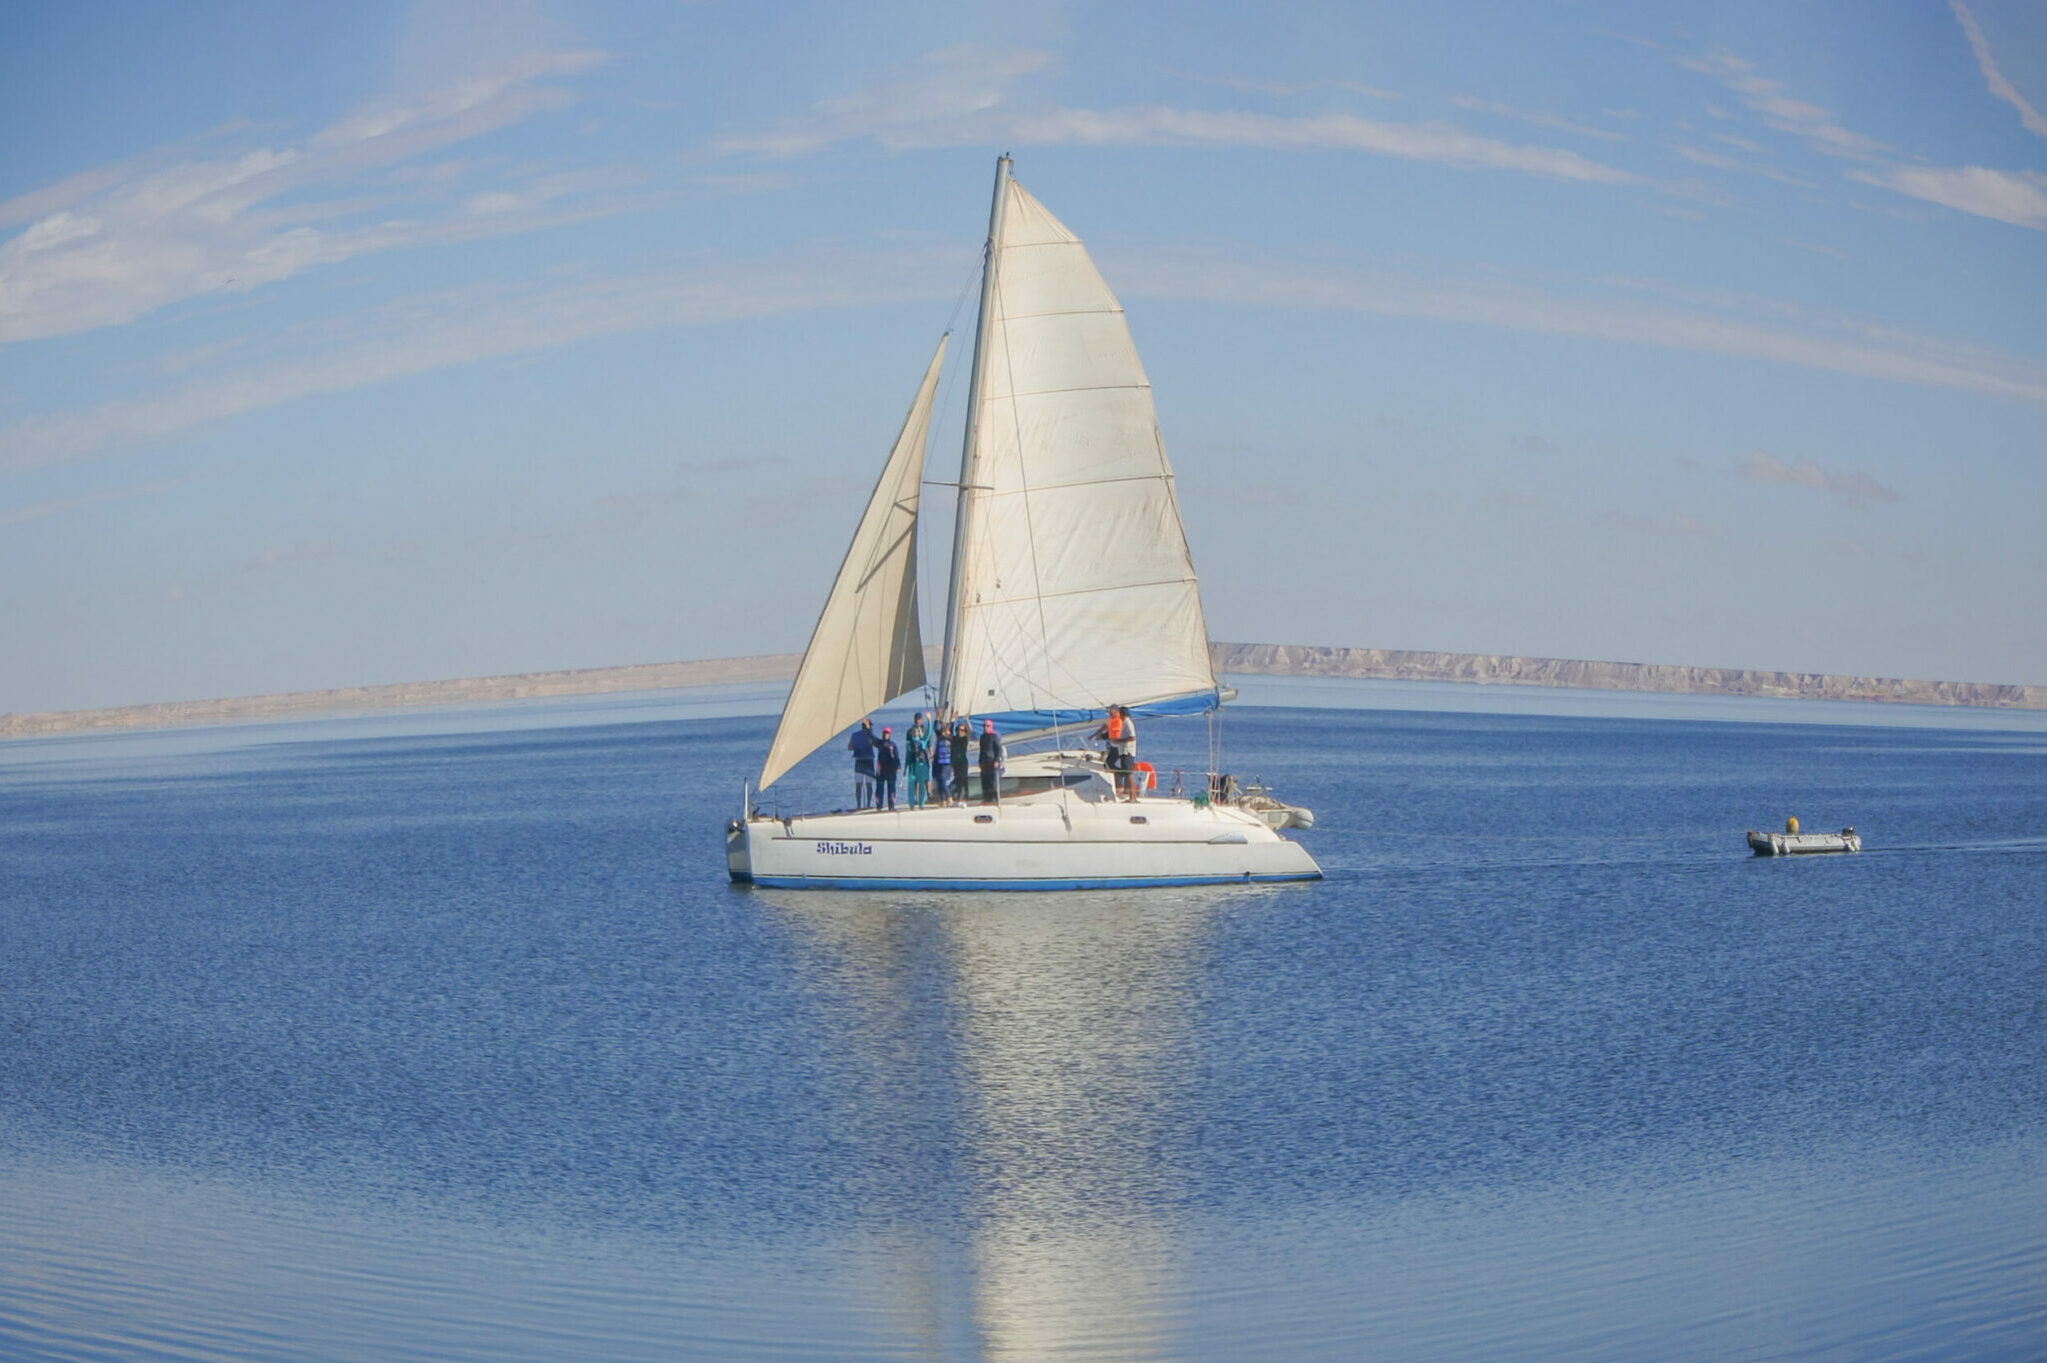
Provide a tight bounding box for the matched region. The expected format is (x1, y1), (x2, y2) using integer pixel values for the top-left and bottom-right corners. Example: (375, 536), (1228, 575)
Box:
(847, 717), (876, 809)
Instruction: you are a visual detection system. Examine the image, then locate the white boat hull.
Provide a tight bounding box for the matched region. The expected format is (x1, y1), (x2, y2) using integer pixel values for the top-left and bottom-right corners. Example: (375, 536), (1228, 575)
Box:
(730, 795), (1321, 889)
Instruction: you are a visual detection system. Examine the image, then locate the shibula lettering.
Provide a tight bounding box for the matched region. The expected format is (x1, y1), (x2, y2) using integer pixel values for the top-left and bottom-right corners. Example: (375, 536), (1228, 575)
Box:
(815, 841), (873, 855)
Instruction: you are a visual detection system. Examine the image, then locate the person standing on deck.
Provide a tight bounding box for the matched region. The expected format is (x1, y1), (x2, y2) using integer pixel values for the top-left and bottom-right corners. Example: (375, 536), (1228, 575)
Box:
(874, 726), (901, 811)
(1091, 705), (1133, 800)
(1115, 706), (1138, 801)
(930, 714), (952, 804)
(848, 717), (876, 809)
(978, 720), (1004, 805)
(949, 721), (972, 806)
(905, 714), (932, 810)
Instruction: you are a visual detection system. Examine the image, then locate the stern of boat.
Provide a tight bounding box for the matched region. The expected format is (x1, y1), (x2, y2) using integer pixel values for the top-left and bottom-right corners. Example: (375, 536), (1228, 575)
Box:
(726, 817), (753, 883)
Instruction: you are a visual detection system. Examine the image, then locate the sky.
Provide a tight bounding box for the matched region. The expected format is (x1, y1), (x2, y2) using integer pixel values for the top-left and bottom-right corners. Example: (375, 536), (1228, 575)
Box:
(3, 0), (2045, 712)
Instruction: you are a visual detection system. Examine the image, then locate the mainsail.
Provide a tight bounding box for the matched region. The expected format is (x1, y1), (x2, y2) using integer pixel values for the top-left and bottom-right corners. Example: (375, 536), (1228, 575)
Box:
(940, 165), (1219, 730)
(758, 337), (946, 789)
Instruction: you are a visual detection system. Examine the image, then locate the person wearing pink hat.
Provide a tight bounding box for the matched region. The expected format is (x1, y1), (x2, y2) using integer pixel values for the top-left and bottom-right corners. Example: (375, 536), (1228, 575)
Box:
(873, 724), (901, 811)
(977, 719), (1004, 805)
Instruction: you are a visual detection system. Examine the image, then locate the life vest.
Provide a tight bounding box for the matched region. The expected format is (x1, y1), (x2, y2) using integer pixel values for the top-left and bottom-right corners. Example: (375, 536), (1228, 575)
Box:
(1106, 711), (1125, 741)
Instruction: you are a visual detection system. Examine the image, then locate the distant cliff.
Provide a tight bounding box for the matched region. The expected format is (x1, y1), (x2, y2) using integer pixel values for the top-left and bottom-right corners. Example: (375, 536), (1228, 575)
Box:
(0, 654), (805, 740)
(1209, 643), (2047, 710)
(3, 642), (2041, 739)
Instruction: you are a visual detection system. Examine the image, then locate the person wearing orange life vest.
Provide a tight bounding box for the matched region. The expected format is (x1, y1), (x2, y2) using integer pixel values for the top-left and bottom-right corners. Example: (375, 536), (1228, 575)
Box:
(1091, 705), (1138, 800)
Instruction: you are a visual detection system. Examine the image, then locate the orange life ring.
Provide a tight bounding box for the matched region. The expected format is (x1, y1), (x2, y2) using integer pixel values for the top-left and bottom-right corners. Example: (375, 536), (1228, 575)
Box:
(1134, 761), (1157, 790)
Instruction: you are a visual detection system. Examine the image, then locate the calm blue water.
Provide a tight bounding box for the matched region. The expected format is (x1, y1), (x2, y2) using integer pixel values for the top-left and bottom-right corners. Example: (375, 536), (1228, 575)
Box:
(2, 697), (2044, 1361)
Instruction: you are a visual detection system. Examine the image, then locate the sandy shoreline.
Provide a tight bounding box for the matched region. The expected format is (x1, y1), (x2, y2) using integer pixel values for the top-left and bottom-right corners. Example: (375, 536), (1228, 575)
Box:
(4, 642), (2041, 740)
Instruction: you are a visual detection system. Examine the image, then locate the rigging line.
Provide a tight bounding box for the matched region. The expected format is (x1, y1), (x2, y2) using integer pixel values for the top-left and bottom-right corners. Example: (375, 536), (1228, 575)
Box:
(944, 251), (981, 336)
(928, 333), (961, 439)
(992, 305), (1142, 323)
(989, 253), (1069, 751)
(979, 599), (1046, 722)
(922, 247), (978, 532)
(997, 382), (1149, 400)
(851, 444), (919, 595)
(966, 576), (1197, 606)
(921, 331), (965, 672)
(852, 519), (918, 593)
(963, 471), (1177, 494)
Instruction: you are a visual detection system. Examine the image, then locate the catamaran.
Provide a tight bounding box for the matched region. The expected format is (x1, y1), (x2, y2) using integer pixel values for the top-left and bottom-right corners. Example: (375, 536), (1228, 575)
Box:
(725, 156), (1320, 890)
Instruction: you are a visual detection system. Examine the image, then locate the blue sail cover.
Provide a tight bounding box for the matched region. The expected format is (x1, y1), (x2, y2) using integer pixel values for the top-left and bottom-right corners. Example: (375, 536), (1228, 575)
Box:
(972, 687), (1222, 734)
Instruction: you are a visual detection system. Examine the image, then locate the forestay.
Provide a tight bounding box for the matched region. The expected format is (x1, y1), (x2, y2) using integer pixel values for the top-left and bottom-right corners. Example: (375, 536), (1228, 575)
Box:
(941, 175), (1219, 729)
(758, 337), (946, 790)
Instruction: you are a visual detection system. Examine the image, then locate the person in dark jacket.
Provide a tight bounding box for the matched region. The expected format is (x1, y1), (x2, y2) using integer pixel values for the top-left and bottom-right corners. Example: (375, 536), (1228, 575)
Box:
(948, 721), (972, 806)
(978, 720), (1004, 805)
(930, 715), (952, 804)
(848, 717), (876, 809)
(873, 726), (901, 811)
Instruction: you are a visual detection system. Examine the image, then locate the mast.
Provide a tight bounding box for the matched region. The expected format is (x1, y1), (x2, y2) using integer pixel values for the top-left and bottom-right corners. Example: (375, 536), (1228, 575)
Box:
(938, 154), (1012, 718)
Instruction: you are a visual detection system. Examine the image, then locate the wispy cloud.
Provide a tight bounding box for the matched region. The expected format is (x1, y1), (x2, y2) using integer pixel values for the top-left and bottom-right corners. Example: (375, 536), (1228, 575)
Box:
(1598, 31), (1666, 54)
(1671, 142), (1815, 188)
(1448, 95), (1625, 142)
(710, 45), (1639, 185)
(1110, 247), (2047, 408)
(0, 477), (173, 526)
(12, 237), (2044, 477)
(239, 541), (343, 573)
(1597, 510), (1707, 536)
(689, 172), (799, 197)
(1788, 239), (1852, 262)
(1849, 164), (2047, 228)
(0, 49), (617, 345)
(1950, 0), (2047, 139)
(1678, 52), (1891, 160)
(708, 45), (1053, 158)
(1176, 71), (1401, 102)
(1672, 144), (1744, 172)
(1736, 450), (1899, 505)
(1681, 46), (2047, 229)
(0, 249), (954, 472)
(1827, 538), (1927, 565)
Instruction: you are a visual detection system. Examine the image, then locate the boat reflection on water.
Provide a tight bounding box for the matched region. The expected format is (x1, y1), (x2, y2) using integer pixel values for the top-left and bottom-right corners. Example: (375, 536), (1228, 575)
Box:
(757, 886), (1251, 1360)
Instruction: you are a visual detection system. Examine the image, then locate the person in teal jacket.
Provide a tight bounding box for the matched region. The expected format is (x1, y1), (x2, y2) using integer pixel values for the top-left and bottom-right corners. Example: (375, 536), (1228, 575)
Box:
(905, 714), (932, 809)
